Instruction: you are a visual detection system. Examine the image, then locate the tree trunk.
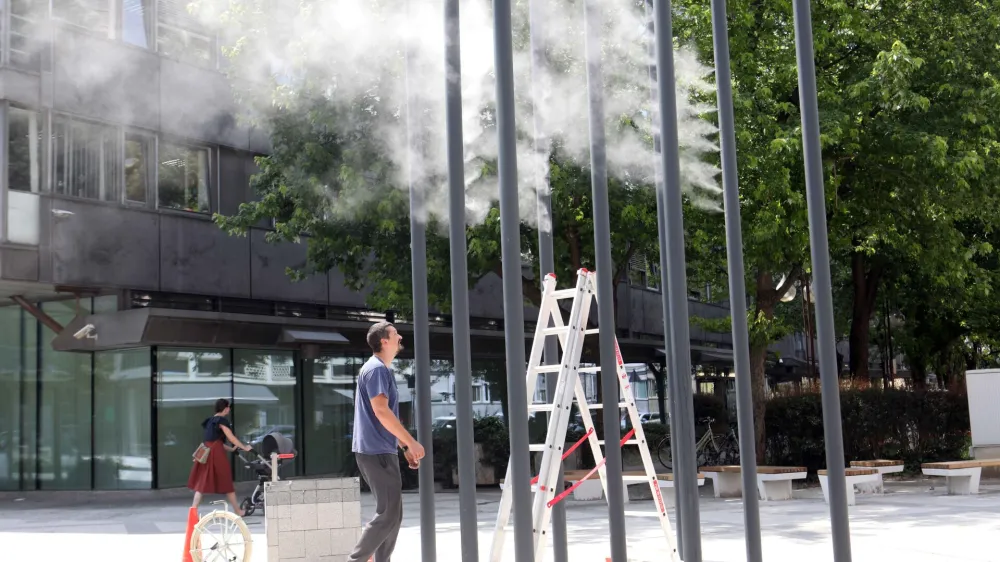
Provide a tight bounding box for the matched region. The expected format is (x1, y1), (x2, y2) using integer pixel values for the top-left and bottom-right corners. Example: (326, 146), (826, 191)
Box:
(750, 271), (781, 463)
(849, 251), (884, 380)
(749, 342), (768, 463)
(911, 364), (927, 390)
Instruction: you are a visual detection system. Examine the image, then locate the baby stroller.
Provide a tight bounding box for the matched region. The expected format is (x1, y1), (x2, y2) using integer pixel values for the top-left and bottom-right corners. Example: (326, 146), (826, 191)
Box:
(237, 432), (296, 516)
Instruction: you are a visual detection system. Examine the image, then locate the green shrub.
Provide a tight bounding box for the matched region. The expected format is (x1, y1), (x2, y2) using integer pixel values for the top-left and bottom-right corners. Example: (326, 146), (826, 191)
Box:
(764, 389), (970, 474)
(433, 414), (512, 485)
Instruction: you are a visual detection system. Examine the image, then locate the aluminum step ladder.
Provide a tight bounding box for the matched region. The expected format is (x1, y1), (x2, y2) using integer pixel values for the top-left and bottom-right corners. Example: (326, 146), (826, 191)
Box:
(489, 268), (681, 562)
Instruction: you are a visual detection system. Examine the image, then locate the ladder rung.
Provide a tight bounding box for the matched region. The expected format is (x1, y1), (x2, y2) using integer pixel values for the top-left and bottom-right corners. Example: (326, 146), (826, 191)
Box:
(624, 510), (664, 518)
(579, 366), (601, 373)
(551, 289), (579, 299)
(587, 402), (628, 409)
(528, 404), (555, 412)
(542, 327), (570, 336)
(584, 329), (600, 334)
(529, 444), (550, 451)
(531, 364), (563, 374)
(596, 439), (640, 446)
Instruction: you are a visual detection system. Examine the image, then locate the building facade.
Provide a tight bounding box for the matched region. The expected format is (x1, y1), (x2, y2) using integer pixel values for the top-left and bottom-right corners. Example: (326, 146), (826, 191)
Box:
(0, 1), (786, 492)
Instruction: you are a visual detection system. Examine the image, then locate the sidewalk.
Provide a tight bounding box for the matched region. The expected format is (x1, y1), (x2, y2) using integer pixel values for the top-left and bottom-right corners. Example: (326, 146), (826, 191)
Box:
(1, 478), (998, 561)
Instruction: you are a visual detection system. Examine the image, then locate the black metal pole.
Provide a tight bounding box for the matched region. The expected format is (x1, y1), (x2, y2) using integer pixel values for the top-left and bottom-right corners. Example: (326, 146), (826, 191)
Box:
(491, 0), (534, 559)
(642, 0), (683, 550)
(444, 0), (479, 558)
(652, 0), (702, 559)
(526, 0), (569, 558)
(404, 6), (435, 558)
(709, 0), (763, 559)
(581, 0), (627, 559)
(791, 0), (852, 559)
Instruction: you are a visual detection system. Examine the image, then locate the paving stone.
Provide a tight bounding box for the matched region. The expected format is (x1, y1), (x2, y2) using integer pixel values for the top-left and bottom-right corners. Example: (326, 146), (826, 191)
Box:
(317, 502), (343, 529)
(277, 530), (305, 558)
(289, 504), (317, 531)
(304, 528), (333, 558)
(290, 479), (317, 491)
(330, 527), (356, 555)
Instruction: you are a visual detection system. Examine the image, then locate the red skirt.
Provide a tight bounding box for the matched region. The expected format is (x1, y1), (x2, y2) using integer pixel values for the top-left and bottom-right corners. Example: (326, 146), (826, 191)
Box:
(187, 440), (235, 495)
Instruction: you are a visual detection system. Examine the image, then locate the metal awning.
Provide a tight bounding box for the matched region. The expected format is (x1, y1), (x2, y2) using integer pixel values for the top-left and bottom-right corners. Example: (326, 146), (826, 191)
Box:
(50, 307), (352, 352)
(157, 382), (280, 406)
(279, 328), (349, 344)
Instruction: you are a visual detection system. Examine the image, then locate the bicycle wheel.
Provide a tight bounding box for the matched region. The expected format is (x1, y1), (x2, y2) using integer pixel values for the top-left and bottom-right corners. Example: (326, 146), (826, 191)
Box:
(656, 435), (673, 470)
(190, 509), (253, 562)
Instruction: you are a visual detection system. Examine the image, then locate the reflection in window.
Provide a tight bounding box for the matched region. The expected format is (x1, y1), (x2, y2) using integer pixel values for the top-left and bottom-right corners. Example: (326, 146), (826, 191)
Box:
(125, 133), (153, 203)
(39, 301), (93, 490)
(304, 357), (358, 476)
(234, 351), (298, 482)
(122, 0), (153, 48)
(157, 0), (214, 67)
(53, 116), (123, 202)
(94, 348), (152, 489)
(0, 306), (38, 491)
(8, 107), (41, 193)
(10, 0), (44, 69)
(158, 143), (210, 213)
(155, 348), (232, 488)
(53, 0), (112, 36)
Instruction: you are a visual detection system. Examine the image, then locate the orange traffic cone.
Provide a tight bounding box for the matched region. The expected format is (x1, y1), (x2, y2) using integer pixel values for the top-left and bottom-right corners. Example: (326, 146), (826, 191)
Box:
(182, 507), (199, 562)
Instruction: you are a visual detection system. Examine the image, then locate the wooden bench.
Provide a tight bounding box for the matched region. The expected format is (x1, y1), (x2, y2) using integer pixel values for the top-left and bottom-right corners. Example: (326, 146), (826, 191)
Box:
(921, 459), (1000, 495)
(561, 469), (705, 504)
(818, 468), (880, 506)
(700, 465), (807, 501)
(849, 460), (904, 494)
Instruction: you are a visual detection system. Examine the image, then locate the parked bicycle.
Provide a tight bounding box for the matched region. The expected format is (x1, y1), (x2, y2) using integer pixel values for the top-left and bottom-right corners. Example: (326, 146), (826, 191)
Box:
(655, 417), (740, 470)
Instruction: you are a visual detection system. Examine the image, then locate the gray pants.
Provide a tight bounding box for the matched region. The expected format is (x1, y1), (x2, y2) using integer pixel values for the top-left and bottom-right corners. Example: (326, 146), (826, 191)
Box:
(348, 453), (403, 562)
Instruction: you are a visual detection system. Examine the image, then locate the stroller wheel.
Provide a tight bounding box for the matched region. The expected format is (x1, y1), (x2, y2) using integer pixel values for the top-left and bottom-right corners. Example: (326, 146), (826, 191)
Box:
(240, 497), (255, 517)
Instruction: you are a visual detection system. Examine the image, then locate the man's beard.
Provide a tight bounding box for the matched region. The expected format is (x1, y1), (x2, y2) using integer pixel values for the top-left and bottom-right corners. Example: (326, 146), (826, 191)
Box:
(397, 342), (405, 352)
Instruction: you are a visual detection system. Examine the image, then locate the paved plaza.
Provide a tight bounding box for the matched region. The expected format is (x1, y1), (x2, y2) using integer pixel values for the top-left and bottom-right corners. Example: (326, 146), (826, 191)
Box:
(1, 478), (998, 561)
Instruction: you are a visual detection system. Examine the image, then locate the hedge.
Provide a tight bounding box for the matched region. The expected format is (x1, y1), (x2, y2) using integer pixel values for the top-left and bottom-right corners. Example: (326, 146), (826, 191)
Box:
(765, 389), (970, 475)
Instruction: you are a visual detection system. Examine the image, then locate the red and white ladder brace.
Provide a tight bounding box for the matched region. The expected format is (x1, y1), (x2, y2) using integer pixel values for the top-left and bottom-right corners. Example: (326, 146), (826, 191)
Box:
(489, 269), (681, 562)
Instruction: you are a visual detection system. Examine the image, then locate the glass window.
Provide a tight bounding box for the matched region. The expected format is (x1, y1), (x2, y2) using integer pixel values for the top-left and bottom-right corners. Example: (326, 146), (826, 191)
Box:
(304, 356), (357, 476)
(53, 0), (113, 36)
(94, 348), (151, 490)
(122, 0), (153, 48)
(124, 133), (153, 203)
(10, 0), (44, 69)
(158, 143), (211, 213)
(53, 116), (123, 202)
(0, 306), (38, 491)
(8, 107), (42, 193)
(157, 0), (214, 67)
(155, 348), (232, 488)
(233, 350), (298, 482)
(39, 300), (93, 490)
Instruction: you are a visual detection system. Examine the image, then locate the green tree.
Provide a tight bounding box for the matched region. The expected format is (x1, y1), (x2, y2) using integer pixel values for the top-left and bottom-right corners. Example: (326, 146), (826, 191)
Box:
(673, 0), (1000, 457)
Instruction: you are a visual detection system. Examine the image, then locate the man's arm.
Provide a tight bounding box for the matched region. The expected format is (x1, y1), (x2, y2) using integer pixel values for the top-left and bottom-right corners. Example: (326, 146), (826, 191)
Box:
(370, 394), (417, 448)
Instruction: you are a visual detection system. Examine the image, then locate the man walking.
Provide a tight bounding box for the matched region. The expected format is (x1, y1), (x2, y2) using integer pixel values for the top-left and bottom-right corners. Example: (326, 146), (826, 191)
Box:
(348, 321), (425, 562)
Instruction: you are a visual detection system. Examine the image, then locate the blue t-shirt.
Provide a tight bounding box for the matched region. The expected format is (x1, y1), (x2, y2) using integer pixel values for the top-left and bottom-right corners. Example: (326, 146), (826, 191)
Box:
(352, 356), (400, 455)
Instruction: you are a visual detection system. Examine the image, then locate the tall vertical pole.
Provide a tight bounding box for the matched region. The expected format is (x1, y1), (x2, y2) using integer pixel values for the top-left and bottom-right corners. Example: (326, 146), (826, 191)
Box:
(581, 0), (627, 559)
(652, 0), (702, 560)
(642, 0), (683, 549)
(444, 0), (479, 559)
(527, 0), (569, 558)
(791, 0), (852, 560)
(491, 0), (533, 559)
(404, 5), (435, 558)
(709, 0), (763, 559)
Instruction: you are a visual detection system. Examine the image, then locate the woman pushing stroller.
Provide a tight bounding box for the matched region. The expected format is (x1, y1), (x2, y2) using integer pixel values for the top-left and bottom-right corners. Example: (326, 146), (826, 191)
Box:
(188, 398), (254, 516)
